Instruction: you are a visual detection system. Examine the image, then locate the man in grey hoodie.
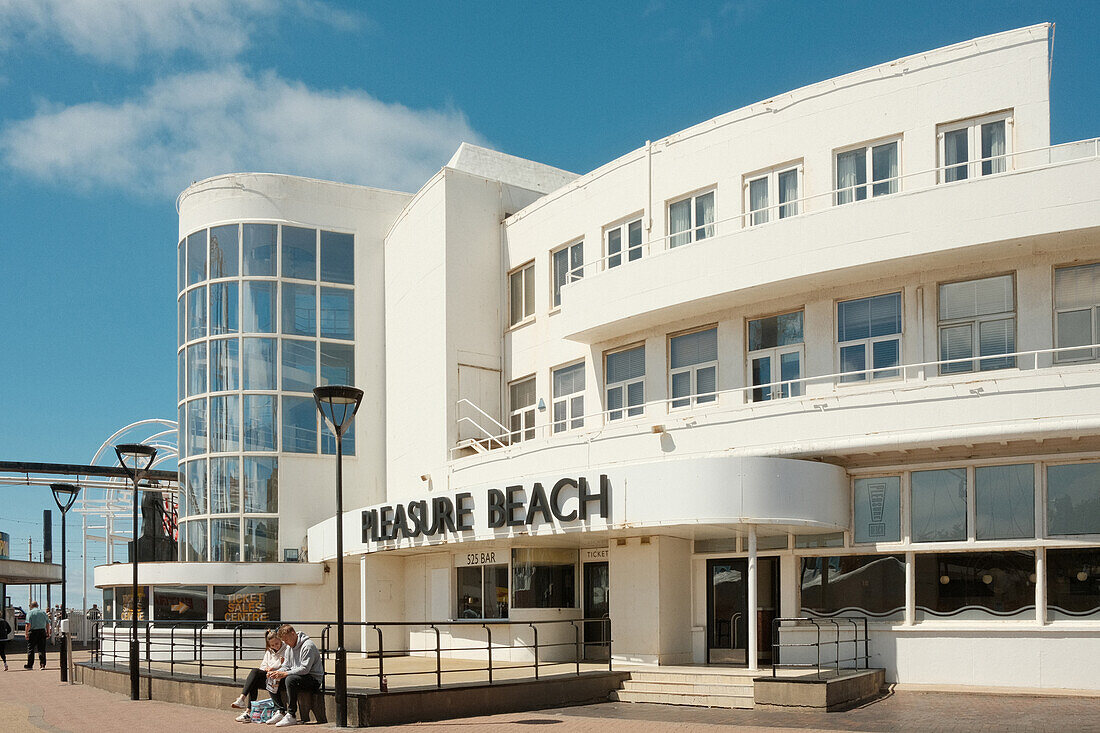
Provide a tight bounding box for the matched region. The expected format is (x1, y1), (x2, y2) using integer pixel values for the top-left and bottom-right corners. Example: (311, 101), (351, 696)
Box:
(266, 624), (324, 727)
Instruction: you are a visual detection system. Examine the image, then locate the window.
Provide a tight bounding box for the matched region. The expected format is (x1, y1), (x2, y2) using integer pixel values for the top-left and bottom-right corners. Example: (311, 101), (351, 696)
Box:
(211, 518), (240, 562)
(748, 311), (803, 401)
(853, 476), (901, 543)
(915, 551), (1035, 620)
(745, 164), (800, 226)
(606, 217), (643, 267)
(512, 548), (576, 608)
(552, 241), (583, 308)
(187, 286), (206, 341)
(508, 262), (534, 326)
(243, 395), (277, 451)
(938, 274), (1015, 374)
(1047, 548), (1100, 620)
(210, 337), (239, 392)
(320, 231), (354, 284)
(319, 287), (354, 339)
(606, 345), (645, 420)
(187, 229), (207, 285)
(241, 338), (276, 390)
(939, 113), (1011, 182)
(209, 396), (240, 453)
(209, 282), (238, 335)
(242, 281), (276, 333)
(509, 377), (536, 443)
(801, 555), (904, 620)
(242, 457), (278, 514)
(281, 283), (316, 336)
(835, 139), (899, 204)
(837, 292), (901, 382)
(1047, 462), (1100, 536)
(281, 339), (316, 392)
(281, 395), (317, 453)
(242, 224), (276, 277)
(669, 190), (715, 247)
(281, 226), (316, 280)
(244, 519), (279, 562)
(670, 328), (717, 408)
(1054, 262), (1100, 362)
(209, 224), (239, 279)
(552, 362), (584, 433)
(209, 456), (240, 513)
(457, 564), (508, 619)
(974, 464), (1034, 540)
(911, 468), (967, 542)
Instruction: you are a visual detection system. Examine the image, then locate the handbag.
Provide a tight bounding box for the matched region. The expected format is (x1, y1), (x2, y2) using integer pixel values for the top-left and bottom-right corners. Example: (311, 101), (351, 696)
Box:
(249, 699), (276, 723)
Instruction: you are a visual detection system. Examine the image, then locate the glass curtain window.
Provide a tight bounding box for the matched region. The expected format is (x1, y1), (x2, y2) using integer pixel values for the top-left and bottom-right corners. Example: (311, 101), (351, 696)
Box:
(243, 281), (276, 333)
(509, 377), (536, 443)
(281, 226), (316, 280)
(975, 464), (1034, 540)
(281, 283), (316, 336)
(511, 548), (577, 609)
(670, 328), (718, 407)
(1054, 263), (1100, 362)
(209, 396), (240, 452)
(911, 468), (967, 542)
(1047, 549), (1100, 619)
(209, 224), (239, 278)
(552, 362), (585, 433)
(836, 149), (866, 204)
(243, 457), (278, 513)
(915, 551), (1035, 620)
(749, 177), (769, 225)
(178, 297), (185, 347)
(938, 275), (1015, 374)
(800, 555), (904, 620)
(241, 338), (276, 390)
(187, 343), (207, 396)
(243, 395), (277, 451)
(177, 240), (185, 292)
(1047, 462), (1100, 536)
(209, 456), (241, 513)
(242, 224), (276, 276)
(178, 352), (185, 402)
(187, 399), (207, 456)
(606, 345), (645, 420)
(837, 293), (901, 382)
(320, 288), (354, 339)
(552, 242), (583, 308)
(281, 395), (317, 453)
(778, 168), (799, 218)
(320, 342), (354, 386)
(211, 518), (241, 562)
(209, 282), (238, 335)
(853, 476), (901, 543)
(245, 519), (279, 562)
(210, 338), (239, 392)
(281, 339), (316, 392)
(319, 231), (354, 284)
(184, 519), (208, 562)
(187, 229), (207, 285)
(187, 286), (207, 340)
(748, 311), (803, 401)
(184, 459), (207, 516)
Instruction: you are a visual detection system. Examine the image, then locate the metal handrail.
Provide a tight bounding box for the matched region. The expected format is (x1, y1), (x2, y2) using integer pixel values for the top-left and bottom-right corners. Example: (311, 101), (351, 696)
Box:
(566, 137), (1100, 277)
(89, 617), (613, 692)
(451, 342), (1100, 458)
(771, 616), (870, 679)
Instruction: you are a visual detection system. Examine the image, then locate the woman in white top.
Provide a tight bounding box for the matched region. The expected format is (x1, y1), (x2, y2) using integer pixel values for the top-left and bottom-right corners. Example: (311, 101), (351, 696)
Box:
(231, 628), (286, 722)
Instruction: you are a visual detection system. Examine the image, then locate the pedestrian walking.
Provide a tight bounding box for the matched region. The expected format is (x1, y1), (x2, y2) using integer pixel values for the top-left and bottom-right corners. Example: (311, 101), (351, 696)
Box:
(0, 613), (11, 670)
(23, 601), (49, 670)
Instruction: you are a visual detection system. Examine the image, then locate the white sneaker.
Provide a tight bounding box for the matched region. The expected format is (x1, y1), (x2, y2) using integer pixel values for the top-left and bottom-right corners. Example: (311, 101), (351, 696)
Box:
(232, 695), (249, 709)
(236, 712), (252, 723)
(266, 711), (284, 725)
(275, 713), (297, 727)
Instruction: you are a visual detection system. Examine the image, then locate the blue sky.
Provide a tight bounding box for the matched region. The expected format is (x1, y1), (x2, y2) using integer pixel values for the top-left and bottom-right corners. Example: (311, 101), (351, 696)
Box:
(0, 1), (1096, 610)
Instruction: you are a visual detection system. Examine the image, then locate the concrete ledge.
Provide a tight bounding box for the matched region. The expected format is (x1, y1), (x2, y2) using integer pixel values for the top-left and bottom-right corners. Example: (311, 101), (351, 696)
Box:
(754, 669), (885, 711)
(77, 662), (628, 727)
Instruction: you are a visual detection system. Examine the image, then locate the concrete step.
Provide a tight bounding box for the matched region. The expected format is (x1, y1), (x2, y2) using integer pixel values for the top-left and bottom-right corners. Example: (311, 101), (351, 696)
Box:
(625, 671), (758, 685)
(611, 688), (754, 708)
(621, 680), (754, 696)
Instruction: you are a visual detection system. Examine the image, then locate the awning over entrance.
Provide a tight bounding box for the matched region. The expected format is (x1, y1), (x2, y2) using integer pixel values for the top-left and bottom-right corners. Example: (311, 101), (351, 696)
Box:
(0, 558), (62, 585)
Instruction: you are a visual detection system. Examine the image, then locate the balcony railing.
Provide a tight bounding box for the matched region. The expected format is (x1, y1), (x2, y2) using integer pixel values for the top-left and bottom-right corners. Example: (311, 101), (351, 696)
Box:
(564, 138), (1100, 280)
(451, 343), (1100, 460)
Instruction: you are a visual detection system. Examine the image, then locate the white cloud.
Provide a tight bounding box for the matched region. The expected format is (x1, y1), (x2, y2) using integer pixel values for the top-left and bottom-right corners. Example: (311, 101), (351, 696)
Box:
(0, 0), (358, 66)
(0, 66), (486, 196)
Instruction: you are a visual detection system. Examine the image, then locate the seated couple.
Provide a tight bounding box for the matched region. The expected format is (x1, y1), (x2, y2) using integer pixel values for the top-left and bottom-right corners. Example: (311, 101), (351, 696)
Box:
(231, 624), (324, 727)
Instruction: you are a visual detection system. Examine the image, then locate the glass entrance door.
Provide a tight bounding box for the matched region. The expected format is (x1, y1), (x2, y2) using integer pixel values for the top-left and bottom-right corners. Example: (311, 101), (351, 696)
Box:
(706, 557), (779, 665)
(583, 561), (610, 661)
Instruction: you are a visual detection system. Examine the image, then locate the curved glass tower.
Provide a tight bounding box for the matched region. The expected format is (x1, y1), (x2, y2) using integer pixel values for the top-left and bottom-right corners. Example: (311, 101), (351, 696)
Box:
(177, 222), (356, 562)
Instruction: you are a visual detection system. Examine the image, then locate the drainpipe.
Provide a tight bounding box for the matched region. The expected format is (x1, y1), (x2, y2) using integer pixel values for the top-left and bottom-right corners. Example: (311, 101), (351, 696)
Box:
(747, 525), (758, 671)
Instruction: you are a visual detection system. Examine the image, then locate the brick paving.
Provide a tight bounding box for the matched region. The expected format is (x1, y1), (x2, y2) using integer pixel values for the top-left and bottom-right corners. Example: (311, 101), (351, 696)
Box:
(2, 656), (1100, 732)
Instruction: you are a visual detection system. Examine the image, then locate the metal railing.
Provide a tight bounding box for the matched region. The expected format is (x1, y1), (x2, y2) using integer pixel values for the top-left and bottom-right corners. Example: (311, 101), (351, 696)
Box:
(450, 342), (1100, 459)
(89, 617), (612, 692)
(565, 137), (1100, 278)
(770, 616), (869, 679)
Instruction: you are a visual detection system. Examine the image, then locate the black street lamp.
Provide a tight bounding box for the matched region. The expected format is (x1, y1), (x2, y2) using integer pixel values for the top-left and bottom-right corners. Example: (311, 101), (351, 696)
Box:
(115, 443), (157, 702)
(313, 384), (364, 729)
(50, 482), (80, 684)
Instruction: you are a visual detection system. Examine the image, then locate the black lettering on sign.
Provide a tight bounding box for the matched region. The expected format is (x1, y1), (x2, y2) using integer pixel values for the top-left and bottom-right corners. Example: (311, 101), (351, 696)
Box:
(407, 500), (424, 537)
(525, 482), (553, 525)
(550, 478), (578, 522)
(486, 488), (506, 528)
(455, 492), (474, 531)
(434, 496), (457, 533)
(505, 485), (525, 527)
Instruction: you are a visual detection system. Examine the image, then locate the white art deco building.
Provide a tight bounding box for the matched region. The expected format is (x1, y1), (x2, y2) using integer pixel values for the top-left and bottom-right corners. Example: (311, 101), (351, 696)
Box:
(95, 24), (1100, 690)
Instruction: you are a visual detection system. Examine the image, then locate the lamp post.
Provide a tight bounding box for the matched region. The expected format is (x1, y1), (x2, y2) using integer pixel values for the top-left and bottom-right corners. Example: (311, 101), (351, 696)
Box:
(313, 385), (364, 729)
(115, 443), (157, 702)
(50, 483), (80, 684)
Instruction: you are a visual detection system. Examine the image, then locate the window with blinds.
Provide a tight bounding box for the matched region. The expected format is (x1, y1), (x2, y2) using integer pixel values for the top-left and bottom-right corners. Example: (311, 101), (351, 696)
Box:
(938, 274), (1016, 374)
(669, 328), (718, 408)
(837, 293), (902, 382)
(552, 362), (585, 433)
(1054, 263), (1100, 363)
(605, 345), (645, 420)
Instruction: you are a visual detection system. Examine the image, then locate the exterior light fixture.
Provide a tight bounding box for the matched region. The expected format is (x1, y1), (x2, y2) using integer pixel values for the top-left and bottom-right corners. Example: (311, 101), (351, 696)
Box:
(115, 443), (156, 702)
(50, 483), (80, 684)
(313, 384), (364, 728)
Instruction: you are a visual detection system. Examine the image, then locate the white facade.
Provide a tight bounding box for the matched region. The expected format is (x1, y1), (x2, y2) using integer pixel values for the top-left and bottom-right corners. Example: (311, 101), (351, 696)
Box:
(96, 23), (1100, 691)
